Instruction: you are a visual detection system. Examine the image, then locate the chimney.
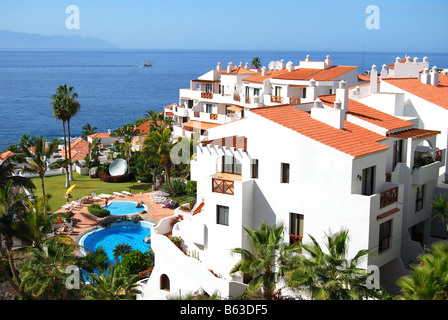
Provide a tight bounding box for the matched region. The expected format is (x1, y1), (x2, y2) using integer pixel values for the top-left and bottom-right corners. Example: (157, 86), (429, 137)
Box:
(244, 62), (249, 69)
(311, 98), (344, 129)
(430, 66), (439, 86)
(288, 62), (294, 72)
(227, 62), (234, 73)
(380, 64), (388, 78)
(421, 68), (430, 84)
(280, 59), (285, 70)
(395, 57), (401, 64)
(325, 55), (332, 68)
(217, 62), (222, 72)
(336, 80), (348, 115)
(108, 128), (111, 134)
(239, 62), (243, 67)
(314, 98), (323, 108)
(305, 54), (311, 62)
(334, 99), (345, 129)
(370, 65), (378, 94)
(413, 57), (419, 63)
(261, 66), (267, 76)
(307, 78), (318, 101)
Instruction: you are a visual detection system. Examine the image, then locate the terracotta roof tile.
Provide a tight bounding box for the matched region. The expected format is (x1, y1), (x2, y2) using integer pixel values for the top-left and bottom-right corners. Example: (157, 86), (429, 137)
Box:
(382, 75), (448, 110)
(251, 105), (389, 158)
(220, 66), (257, 75)
(319, 95), (414, 131)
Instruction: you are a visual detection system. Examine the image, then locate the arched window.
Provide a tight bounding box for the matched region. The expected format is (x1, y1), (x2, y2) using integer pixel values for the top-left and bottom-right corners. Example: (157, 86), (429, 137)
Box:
(160, 274), (170, 291)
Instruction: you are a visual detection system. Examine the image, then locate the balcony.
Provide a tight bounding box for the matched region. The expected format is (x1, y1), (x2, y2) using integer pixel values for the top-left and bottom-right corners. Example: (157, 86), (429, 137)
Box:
(209, 113), (218, 120)
(201, 92), (213, 99)
(290, 97), (301, 105)
(234, 94), (241, 102)
(412, 149), (445, 185)
(271, 95), (283, 103)
(212, 178), (234, 195)
(380, 186), (398, 209)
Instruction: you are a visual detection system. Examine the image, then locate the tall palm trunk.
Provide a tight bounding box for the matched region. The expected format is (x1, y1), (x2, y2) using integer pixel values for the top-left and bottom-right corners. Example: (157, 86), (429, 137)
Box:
(0, 236), (20, 295)
(67, 118), (74, 181)
(61, 121), (70, 188)
(40, 173), (47, 214)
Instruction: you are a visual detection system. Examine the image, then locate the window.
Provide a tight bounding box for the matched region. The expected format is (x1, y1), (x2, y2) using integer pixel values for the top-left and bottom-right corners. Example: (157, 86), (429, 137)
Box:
(302, 88), (307, 99)
(379, 219), (392, 253)
(416, 185), (425, 212)
(217, 205), (229, 226)
(187, 100), (193, 109)
(206, 104), (213, 113)
(289, 213), (304, 245)
(206, 83), (213, 93)
(393, 140), (403, 168)
(275, 86), (282, 97)
(221, 155), (242, 175)
(160, 274), (170, 291)
(281, 163), (290, 183)
(362, 166), (375, 196)
(245, 86), (250, 97)
(251, 159), (259, 179)
(254, 88), (260, 96)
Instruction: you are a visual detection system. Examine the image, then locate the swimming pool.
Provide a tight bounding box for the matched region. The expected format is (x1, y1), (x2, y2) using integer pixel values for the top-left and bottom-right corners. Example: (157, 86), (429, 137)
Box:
(103, 200), (148, 215)
(80, 222), (152, 262)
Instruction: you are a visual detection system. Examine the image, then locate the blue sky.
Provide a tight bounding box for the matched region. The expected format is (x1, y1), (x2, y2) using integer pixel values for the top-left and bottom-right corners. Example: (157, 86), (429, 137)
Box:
(0, 0), (447, 52)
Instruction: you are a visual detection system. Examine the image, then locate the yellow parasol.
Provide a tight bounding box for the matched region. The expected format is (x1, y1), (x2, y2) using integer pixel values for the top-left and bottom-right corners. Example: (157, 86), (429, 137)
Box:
(65, 184), (77, 196)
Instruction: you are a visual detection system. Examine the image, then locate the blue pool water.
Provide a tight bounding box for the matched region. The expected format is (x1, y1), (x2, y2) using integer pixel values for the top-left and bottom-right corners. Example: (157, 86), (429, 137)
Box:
(103, 200), (147, 215)
(81, 224), (151, 262)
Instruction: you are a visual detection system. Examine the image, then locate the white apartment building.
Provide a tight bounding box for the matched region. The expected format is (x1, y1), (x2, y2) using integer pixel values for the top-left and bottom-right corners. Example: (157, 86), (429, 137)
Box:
(170, 55), (361, 140)
(138, 78), (445, 299)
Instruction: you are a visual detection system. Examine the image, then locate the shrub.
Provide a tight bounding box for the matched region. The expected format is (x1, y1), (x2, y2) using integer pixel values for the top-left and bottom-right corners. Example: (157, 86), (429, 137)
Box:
(81, 247), (111, 273)
(121, 250), (152, 275)
(161, 179), (186, 196)
(98, 170), (134, 183)
(87, 203), (110, 218)
(186, 180), (197, 196)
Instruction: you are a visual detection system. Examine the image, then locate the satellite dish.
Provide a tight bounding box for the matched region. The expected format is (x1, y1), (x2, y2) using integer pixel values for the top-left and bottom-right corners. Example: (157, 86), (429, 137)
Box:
(109, 158), (128, 176)
(268, 61), (276, 70)
(268, 61), (282, 70)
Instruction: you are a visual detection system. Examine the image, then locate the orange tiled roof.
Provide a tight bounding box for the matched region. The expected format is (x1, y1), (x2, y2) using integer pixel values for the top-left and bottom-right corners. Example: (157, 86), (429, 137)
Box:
(88, 132), (110, 139)
(182, 121), (221, 131)
(319, 95), (414, 131)
(0, 151), (15, 160)
(382, 75), (448, 111)
(220, 66), (257, 75)
(251, 105), (389, 158)
(243, 66), (357, 83)
(59, 138), (90, 160)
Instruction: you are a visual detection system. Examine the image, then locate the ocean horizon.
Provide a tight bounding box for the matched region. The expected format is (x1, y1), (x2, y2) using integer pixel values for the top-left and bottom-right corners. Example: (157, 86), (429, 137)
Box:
(1, 49), (447, 151)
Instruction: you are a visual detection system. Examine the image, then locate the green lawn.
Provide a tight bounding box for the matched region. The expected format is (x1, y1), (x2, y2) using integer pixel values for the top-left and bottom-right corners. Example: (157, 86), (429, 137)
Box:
(31, 172), (152, 212)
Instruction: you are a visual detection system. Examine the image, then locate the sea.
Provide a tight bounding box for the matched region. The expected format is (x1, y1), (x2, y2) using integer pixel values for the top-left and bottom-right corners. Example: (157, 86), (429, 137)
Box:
(1, 49), (447, 151)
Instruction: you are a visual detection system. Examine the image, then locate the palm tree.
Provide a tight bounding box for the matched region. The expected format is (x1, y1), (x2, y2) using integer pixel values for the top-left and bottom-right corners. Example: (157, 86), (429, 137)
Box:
(432, 193), (448, 232)
(81, 123), (98, 140)
(112, 124), (142, 174)
(82, 264), (142, 300)
(50, 84), (80, 183)
(396, 241), (448, 300)
(19, 136), (57, 214)
(251, 57), (261, 69)
(231, 221), (300, 300)
(0, 156), (35, 191)
(0, 180), (30, 295)
(145, 110), (173, 134)
(19, 237), (81, 300)
(113, 243), (132, 262)
(143, 128), (177, 195)
(285, 229), (385, 300)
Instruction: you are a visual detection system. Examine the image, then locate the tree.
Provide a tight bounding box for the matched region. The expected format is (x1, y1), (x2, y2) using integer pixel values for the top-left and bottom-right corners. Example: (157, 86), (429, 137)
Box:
(82, 264), (142, 300)
(50, 84), (80, 183)
(113, 243), (132, 263)
(19, 237), (81, 300)
(285, 229), (386, 300)
(19, 136), (57, 214)
(432, 193), (448, 232)
(145, 110), (173, 134)
(81, 123), (98, 140)
(231, 221), (300, 300)
(0, 156), (35, 191)
(251, 57), (261, 69)
(143, 128), (177, 195)
(113, 124), (141, 174)
(396, 241), (448, 300)
(0, 180), (30, 295)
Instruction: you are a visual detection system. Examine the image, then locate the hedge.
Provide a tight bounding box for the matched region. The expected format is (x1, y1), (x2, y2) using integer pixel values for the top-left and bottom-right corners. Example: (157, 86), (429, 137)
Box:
(87, 203), (110, 218)
(98, 170), (134, 183)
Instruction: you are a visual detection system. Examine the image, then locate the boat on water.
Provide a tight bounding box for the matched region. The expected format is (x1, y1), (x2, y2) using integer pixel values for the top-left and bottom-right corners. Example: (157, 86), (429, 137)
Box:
(143, 60), (153, 67)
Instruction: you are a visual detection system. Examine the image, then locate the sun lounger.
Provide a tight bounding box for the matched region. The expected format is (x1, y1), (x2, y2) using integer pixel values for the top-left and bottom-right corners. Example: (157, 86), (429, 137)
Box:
(122, 191), (132, 196)
(113, 192), (125, 197)
(99, 194), (113, 199)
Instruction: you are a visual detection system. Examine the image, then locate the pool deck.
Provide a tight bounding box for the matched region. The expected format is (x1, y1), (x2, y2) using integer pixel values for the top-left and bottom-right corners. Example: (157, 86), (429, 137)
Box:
(55, 192), (177, 240)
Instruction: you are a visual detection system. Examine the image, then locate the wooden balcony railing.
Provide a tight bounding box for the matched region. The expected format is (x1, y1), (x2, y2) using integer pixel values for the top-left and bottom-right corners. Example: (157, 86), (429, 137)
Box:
(201, 92), (213, 99)
(435, 150), (443, 162)
(271, 95), (283, 103)
(289, 234), (303, 246)
(194, 111), (200, 118)
(212, 178), (234, 195)
(245, 96), (251, 104)
(380, 186), (398, 209)
(290, 97), (301, 105)
(210, 113), (218, 120)
(234, 94), (241, 102)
